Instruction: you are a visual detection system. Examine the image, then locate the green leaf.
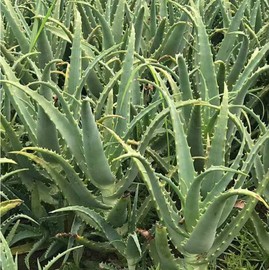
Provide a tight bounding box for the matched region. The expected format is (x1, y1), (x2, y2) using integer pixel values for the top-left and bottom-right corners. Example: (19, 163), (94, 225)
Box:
(13, 148), (109, 210)
(184, 189), (268, 254)
(115, 25), (136, 137)
(0, 231), (18, 270)
(0, 199), (23, 217)
(52, 206), (126, 254)
(81, 98), (115, 194)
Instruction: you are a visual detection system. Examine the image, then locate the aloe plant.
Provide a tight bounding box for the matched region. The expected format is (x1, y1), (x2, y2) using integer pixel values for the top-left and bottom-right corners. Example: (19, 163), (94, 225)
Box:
(1, 0), (269, 269)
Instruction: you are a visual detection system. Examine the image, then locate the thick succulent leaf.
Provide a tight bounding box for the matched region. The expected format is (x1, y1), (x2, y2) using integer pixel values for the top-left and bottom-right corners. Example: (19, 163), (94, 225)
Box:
(151, 224), (180, 270)
(184, 189), (268, 254)
(176, 3), (219, 105)
(0, 231), (18, 270)
(1, 0), (29, 53)
(184, 166), (246, 232)
(81, 98), (115, 194)
(216, 0), (248, 62)
(65, 6), (82, 108)
(106, 196), (129, 227)
(111, 0), (125, 44)
(148, 67), (195, 197)
(249, 210), (269, 255)
(209, 173), (269, 258)
(0, 80), (88, 174)
(0, 199), (23, 217)
(125, 233), (142, 267)
(92, 6), (115, 49)
(37, 60), (60, 152)
(42, 246), (83, 270)
(160, 13), (189, 57)
(13, 148), (109, 210)
(115, 25), (136, 137)
(202, 85), (229, 195)
(1, 57), (37, 144)
(52, 206), (126, 254)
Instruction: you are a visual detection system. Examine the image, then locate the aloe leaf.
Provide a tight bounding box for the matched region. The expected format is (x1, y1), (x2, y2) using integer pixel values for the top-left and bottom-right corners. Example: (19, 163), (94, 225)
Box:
(121, 152), (187, 248)
(1, 0), (29, 53)
(42, 245), (83, 270)
(106, 127), (187, 245)
(13, 148), (109, 210)
(95, 70), (122, 119)
(129, 185), (139, 233)
(1, 80), (87, 174)
(149, 67), (195, 197)
(81, 98), (115, 194)
(263, 140), (269, 173)
(77, 4), (93, 39)
(0, 57), (37, 144)
(150, 0), (156, 37)
(177, 54), (193, 122)
(0, 43), (35, 88)
(216, 0), (248, 62)
(184, 189), (268, 254)
(113, 100), (200, 198)
(249, 210), (269, 255)
(134, 7), (145, 53)
(82, 55), (104, 98)
(92, 6), (115, 49)
(111, 0), (125, 44)
(37, 60), (60, 152)
(114, 25), (136, 137)
(187, 105), (204, 173)
(218, 0), (231, 28)
(0, 114), (41, 190)
(202, 85), (229, 195)
(175, 2), (219, 105)
(231, 43), (269, 110)
(227, 33), (249, 88)
(160, 16), (188, 57)
(106, 195), (129, 227)
(184, 166), (246, 232)
(0, 231), (18, 270)
(1, 214), (39, 235)
(125, 233), (142, 268)
(0, 199), (23, 217)
(0, 158), (17, 165)
(152, 224), (179, 270)
(203, 126), (246, 205)
(150, 18), (166, 54)
(65, 6), (82, 103)
(216, 129), (269, 226)
(0, 169), (29, 183)
(77, 44), (120, 98)
(209, 172), (269, 258)
(160, 0), (168, 17)
(52, 206), (126, 254)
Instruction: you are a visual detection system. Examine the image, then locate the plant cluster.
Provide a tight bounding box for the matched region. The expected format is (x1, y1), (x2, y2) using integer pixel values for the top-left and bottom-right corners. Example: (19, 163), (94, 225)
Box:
(1, 0), (269, 269)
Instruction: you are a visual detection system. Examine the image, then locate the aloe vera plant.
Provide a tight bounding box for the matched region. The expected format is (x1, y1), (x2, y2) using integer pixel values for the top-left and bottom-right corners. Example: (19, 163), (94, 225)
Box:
(1, 0), (269, 269)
